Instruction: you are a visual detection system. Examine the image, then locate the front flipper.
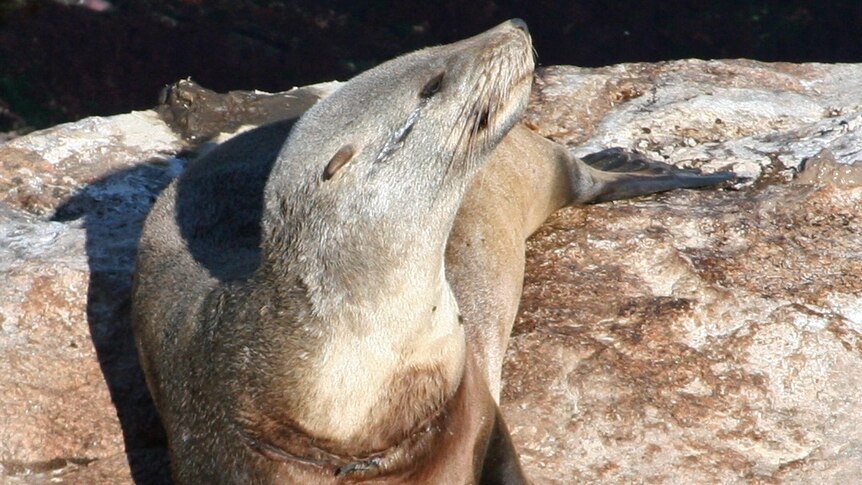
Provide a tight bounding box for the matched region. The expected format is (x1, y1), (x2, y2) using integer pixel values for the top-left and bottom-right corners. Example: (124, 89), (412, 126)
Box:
(574, 147), (735, 203)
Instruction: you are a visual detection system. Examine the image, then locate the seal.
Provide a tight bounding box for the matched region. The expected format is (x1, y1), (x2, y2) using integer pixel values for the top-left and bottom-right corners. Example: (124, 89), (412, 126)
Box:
(133, 19), (732, 484)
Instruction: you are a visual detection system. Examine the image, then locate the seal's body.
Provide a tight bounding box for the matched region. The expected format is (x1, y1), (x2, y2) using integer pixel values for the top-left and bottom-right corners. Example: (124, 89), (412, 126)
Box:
(134, 20), (731, 484)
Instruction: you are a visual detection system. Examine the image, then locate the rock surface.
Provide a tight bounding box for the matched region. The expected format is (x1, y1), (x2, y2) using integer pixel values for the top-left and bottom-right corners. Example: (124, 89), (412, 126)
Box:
(510, 61), (862, 484)
(1, 60), (861, 483)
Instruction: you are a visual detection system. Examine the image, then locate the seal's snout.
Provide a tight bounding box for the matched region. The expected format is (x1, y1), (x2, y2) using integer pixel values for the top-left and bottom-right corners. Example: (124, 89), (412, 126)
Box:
(508, 18), (529, 34)
(487, 18), (530, 38)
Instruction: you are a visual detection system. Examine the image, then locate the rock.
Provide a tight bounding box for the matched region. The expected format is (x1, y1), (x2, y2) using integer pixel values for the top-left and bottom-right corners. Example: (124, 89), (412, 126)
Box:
(526, 60), (862, 184)
(2, 60), (861, 483)
(509, 60), (862, 484)
(504, 174), (862, 483)
(157, 79), (342, 142)
(0, 111), (183, 484)
(0, 110), (184, 216)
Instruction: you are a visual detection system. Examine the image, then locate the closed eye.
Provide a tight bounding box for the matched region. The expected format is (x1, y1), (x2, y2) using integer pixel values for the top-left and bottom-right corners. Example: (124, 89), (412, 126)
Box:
(420, 72), (445, 99)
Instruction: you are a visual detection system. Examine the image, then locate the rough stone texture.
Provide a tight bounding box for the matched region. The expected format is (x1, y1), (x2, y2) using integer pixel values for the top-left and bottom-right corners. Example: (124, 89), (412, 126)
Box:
(506, 60), (862, 484)
(0, 111), (183, 484)
(0, 111), (184, 217)
(1, 60), (861, 483)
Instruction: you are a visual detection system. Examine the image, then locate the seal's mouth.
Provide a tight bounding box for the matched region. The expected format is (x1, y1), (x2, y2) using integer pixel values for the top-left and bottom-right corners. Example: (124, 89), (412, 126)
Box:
(444, 23), (534, 174)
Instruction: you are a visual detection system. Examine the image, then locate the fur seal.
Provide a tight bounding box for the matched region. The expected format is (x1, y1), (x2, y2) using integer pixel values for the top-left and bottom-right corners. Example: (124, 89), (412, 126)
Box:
(133, 19), (732, 484)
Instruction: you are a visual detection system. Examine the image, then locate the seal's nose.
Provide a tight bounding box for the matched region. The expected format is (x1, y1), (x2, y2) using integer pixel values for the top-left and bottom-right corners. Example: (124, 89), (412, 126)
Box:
(509, 18), (529, 34)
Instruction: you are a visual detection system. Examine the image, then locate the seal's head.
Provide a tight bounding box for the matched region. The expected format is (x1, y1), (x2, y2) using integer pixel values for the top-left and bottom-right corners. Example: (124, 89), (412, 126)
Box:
(264, 20), (534, 243)
(259, 18), (535, 324)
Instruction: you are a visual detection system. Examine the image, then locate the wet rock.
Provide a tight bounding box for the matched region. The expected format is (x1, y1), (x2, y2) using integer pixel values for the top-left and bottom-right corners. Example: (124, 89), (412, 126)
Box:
(2, 60), (862, 483)
(158, 79), (341, 141)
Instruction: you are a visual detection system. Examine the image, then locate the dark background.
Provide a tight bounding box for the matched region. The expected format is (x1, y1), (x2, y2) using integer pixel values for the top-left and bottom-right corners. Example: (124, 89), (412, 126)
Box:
(2, 0), (861, 131)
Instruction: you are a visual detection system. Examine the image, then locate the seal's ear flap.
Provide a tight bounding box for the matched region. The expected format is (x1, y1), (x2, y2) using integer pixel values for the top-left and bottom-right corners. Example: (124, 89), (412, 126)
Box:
(323, 144), (356, 181)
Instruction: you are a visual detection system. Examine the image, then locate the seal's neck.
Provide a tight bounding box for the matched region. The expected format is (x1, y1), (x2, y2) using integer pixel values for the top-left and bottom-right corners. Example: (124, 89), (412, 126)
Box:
(242, 348), (492, 483)
(255, 212), (467, 452)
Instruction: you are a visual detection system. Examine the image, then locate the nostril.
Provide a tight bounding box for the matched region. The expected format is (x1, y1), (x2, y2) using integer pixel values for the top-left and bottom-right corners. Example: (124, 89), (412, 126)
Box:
(509, 18), (529, 34)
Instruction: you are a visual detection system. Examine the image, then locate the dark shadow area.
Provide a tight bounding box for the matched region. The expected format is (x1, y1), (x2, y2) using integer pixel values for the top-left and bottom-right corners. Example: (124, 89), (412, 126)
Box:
(53, 163), (179, 485)
(173, 119), (295, 281)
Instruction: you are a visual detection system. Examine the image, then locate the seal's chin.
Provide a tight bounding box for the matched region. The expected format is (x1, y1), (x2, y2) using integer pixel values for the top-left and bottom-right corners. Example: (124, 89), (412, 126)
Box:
(495, 72), (534, 133)
(455, 25), (534, 159)
(457, 66), (533, 167)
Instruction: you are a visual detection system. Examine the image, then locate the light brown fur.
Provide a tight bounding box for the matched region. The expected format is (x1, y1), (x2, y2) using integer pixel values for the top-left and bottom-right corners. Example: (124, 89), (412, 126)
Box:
(134, 20), (535, 484)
